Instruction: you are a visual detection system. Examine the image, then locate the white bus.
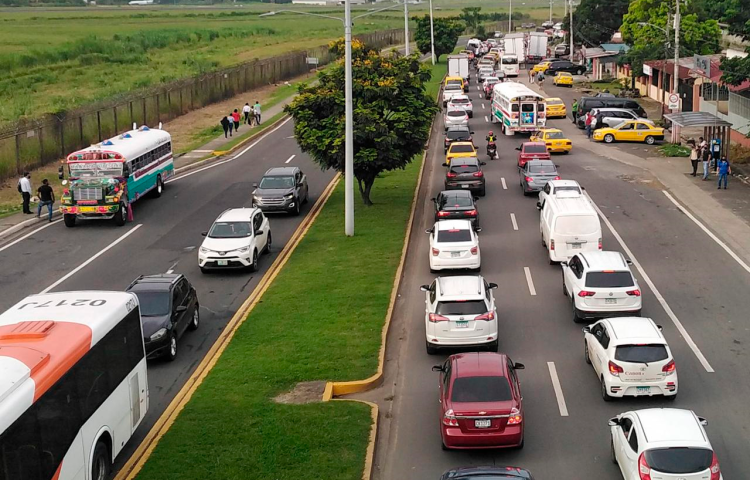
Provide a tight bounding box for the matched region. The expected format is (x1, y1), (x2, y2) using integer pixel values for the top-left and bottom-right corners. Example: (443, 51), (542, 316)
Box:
(491, 82), (547, 135)
(499, 54), (520, 77)
(0, 291), (148, 480)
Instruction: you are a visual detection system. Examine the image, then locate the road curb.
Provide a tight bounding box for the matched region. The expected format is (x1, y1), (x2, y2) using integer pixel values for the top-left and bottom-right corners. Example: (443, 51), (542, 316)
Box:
(114, 172), (341, 480)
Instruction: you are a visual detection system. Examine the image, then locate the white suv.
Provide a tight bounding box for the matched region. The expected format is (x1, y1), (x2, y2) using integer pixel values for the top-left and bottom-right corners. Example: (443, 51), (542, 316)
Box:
(609, 408), (722, 480)
(448, 95), (474, 118)
(427, 220), (481, 272)
(561, 251), (642, 322)
(198, 207), (271, 273)
(537, 179), (583, 209)
(583, 317), (677, 401)
(420, 275), (499, 354)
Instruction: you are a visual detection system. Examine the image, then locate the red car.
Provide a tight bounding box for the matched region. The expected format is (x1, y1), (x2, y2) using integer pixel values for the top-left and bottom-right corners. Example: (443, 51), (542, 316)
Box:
(433, 352), (525, 450)
(516, 142), (551, 168)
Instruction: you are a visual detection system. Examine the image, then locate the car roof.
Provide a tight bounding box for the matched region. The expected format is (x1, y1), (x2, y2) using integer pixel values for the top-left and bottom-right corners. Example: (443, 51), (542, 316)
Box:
(127, 273), (182, 292)
(436, 275), (485, 300)
(526, 159), (556, 168)
(450, 156), (479, 165)
(597, 108), (637, 113)
(436, 219), (473, 231)
(634, 409), (708, 446)
(484, 77), (500, 81)
(544, 98), (563, 102)
(442, 466), (533, 480)
(539, 127), (563, 133)
(556, 71), (573, 75)
(578, 251), (628, 270)
(216, 207), (260, 222)
(439, 189), (473, 199)
(446, 106), (468, 113)
(548, 179), (580, 188)
(450, 95), (470, 101)
(523, 142), (547, 147)
(264, 166), (297, 176)
(452, 352), (508, 378)
(449, 141), (475, 148)
(603, 317), (665, 344)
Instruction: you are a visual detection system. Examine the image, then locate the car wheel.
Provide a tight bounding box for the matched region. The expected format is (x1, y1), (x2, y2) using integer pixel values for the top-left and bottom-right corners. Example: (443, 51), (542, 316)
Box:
(562, 274), (568, 296)
(200, 266), (208, 274)
(188, 304), (199, 331)
(666, 393), (678, 401)
(515, 436), (525, 450)
(441, 439), (450, 451)
(474, 265), (481, 273)
(611, 436), (618, 464)
(63, 214), (76, 228)
(265, 231), (272, 254)
(249, 250), (259, 272)
(166, 331), (178, 362)
(293, 200), (301, 216)
(604, 134), (615, 143)
(645, 135), (655, 145)
(303, 190), (309, 204)
(487, 339), (498, 352)
(573, 307), (583, 324)
(426, 340), (438, 355)
(91, 441), (111, 480)
(601, 376), (614, 401)
(584, 341), (591, 364)
(479, 187), (486, 197)
(577, 68), (584, 75)
(113, 203), (126, 226)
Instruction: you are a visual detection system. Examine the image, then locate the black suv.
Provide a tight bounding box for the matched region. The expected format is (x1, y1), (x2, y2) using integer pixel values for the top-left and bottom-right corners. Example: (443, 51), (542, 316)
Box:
(252, 166), (309, 216)
(443, 157), (487, 196)
(545, 60), (585, 75)
(444, 126), (474, 153)
(432, 190), (479, 227)
(126, 274), (199, 361)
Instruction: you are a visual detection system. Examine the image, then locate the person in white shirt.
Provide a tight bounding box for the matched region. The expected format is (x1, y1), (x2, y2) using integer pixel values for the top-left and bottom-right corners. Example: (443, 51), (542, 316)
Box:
(242, 103), (252, 125)
(18, 172), (32, 214)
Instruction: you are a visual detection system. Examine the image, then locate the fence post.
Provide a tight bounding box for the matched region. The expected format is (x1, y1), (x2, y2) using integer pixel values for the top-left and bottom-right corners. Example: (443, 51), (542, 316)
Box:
(15, 134), (21, 175)
(180, 90), (184, 114)
(79, 117), (84, 144)
(167, 92), (172, 120)
(142, 100), (147, 127)
(59, 119), (65, 158)
(156, 94), (161, 124)
(97, 111), (102, 142)
(38, 128), (43, 165)
(114, 107), (118, 133)
(129, 102), (134, 127)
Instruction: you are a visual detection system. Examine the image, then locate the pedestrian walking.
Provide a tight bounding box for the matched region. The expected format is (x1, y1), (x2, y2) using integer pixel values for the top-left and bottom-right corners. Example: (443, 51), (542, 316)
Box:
(537, 71), (545, 87)
(571, 98), (578, 124)
(18, 172), (32, 214)
(688, 140), (699, 176)
(220, 115), (231, 138)
(232, 109), (241, 132)
(701, 139), (711, 180)
(589, 110), (598, 136)
(529, 68), (535, 84)
(253, 100), (261, 125)
(584, 111), (593, 139)
(36, 179), (55, 222)
(243, 103), (252, 125)
(717, 156), (731, 189)
(227, 114), (234, 136)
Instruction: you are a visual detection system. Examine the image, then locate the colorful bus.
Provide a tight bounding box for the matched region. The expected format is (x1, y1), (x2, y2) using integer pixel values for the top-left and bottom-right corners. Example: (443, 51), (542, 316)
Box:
(491, 82), (546, 135)
(0, 291), (148, 480)
(60, 125), (173, 227)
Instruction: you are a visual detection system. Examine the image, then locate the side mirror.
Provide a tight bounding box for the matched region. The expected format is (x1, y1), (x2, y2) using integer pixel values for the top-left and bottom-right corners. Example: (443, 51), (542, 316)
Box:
(608, 417), (620, 427)
(515, 146), (522, 151)
(420, 285), (430, 292)
(473, 196), (479, 201)
(480, 161), (487, 166)
(626, 259), (633, 265)
(175, 305), (188, 313)
(425, 228), (433, 234)
(253, 182), (258, 188)
(471, 131), (475, 134)
(581, 186), (586, 190)
(488, 282), (498, 289)
(582, 326), (591, 334)
(555, 164), (560, 168)
(431, 197), (437, 203)
(513, 362), (525, 370)
(442, 163), (449, 167)
(432, 365), (444, 372)
(58, 166), (64, 180)
(698, 416), (708, 426)
(475, 227), (482, 232)
(256, 229), (264, 235)
(657, 324), (663, 331)
(560, 261), (568, 267)
(201, 232), (208, 237)
(536, 201), (542, 210)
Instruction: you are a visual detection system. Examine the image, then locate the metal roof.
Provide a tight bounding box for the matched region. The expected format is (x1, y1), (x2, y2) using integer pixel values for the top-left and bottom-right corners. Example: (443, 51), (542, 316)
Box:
(664, 112), (732, 128)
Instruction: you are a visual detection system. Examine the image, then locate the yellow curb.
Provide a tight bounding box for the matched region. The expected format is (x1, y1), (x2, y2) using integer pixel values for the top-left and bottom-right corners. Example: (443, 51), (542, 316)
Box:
(330, 399), (379, 480)
(211, 150), (229, 156)
(114, 173), (341, 480)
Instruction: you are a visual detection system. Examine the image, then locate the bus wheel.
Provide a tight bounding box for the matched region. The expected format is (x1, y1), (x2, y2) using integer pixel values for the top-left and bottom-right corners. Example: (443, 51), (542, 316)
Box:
(63, 214), (76, 228)
(153, 174), (163, 198)
(114, 204), (126, 226)
(91, 441), (111, 480)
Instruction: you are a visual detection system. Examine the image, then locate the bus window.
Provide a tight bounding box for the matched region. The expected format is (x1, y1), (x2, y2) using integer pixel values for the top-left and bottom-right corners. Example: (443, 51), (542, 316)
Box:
(522, 104), (535, 112)
(511, 104), (519, 112)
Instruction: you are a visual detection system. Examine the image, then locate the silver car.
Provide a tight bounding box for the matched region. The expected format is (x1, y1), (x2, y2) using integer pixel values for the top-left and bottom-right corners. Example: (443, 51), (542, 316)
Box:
(595, 108), (654, 128)
(448, 95), (473, 118)
(444, 108), (469, 130)
(520, 159), (559, 196)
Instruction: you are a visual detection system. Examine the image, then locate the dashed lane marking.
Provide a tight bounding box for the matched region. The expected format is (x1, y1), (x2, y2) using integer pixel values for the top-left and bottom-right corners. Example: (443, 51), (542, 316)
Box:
(547, 362), (569, 417)
(510, 213), (518, 231)
(285, 154), (296, 164)
(523, 267), (536, 296)
(501, 177), (507, 190)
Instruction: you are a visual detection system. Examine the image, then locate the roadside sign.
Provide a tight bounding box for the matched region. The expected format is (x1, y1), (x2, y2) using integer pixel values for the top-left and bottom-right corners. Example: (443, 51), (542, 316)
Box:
(643, 64), (652, 76)
(306, 57), (319, 65)
(693, 55), (711, 78)
(668, 93), (680, 110)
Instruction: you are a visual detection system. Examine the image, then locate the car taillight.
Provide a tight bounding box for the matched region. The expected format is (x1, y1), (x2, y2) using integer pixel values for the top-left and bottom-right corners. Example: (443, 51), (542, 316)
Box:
(429, 313), (449, 323)
(443, 409), (459, 426)
(464, 209), (477, 216)
(507, 407), (522, 425)
(553, 176), (561, 180)
(710, 452), (721, 480)
(627, 289), (641, 297)
(473, 171), (484, 177)
(608, 361), (624, 376)
(578, 290), (595, 297)
(525, 176), (533, 182)
(662, 359), (676, 375)
(437, 211), (451, 217)
(475, 311), (494, 321)
(550, 239), (555, 250)
(598, 237), (602, 250)
(638, 453), (651, 480)
(432, 248), (440, 256)
(447, 172), (457, 178)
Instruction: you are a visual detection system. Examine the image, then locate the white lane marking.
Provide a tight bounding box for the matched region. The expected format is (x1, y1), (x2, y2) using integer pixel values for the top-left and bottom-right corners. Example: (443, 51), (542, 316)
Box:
(0, 219), (62, 253)
(166, 261), (178, 274)
(501, 177), (507, 190)
(547, 362), (569, 417)
(285, 154), (296, 164)
(40, 225), (143, 294)
(663, 190), (750, 275)
(285, 135), (295, 139)
(523, 267), (536, 296)
(510, 213), (518, 231)
(477, 85), (481, 91)
(193, 150), (213, 153)
(484, 116), (489, 123)
(586, 193), (715, 373)
(482, 103), (486, 109)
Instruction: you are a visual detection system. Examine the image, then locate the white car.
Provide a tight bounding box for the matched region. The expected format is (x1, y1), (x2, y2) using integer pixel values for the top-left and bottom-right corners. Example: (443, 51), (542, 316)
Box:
(444, 107), (469, 131)
(448, 95), (473, 118)
(609, 409), (722, 480)
(198, 207), (271, 273)
(442, 83), (463, 107)
(427, 219), (481, 272)
(420, 275), (499, 354)
(561, 251), (642, 322)
(537, 179), (584, 208)
(583, 317), (677, 401)
(478, 66), (495, 82)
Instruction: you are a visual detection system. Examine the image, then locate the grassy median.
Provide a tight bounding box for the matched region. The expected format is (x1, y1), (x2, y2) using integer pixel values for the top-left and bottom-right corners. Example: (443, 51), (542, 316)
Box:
(135, 58), (445, 480)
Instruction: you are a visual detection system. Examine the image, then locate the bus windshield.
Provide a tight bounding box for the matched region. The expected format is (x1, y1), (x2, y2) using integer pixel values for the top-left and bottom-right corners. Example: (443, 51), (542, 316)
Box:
(68, 161), (123, 178)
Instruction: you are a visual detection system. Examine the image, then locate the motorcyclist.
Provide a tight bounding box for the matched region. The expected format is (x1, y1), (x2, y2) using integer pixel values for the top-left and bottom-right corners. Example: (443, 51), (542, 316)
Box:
(486, 131), (497, 144)
(486, 131), (497, 157)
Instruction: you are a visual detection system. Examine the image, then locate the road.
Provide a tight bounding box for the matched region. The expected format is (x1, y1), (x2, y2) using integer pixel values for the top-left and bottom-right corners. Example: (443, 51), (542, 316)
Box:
(0, 118), (336, 474)
(372, 70), (750, 479)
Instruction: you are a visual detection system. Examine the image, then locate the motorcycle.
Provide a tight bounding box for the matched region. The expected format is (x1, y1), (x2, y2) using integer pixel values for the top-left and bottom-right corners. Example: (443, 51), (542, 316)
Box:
(487, 141), (498, 160)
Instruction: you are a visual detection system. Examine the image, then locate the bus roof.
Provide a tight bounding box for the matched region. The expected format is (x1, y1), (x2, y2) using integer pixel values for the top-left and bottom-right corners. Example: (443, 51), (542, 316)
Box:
(0, 291), (138, 432)
(67, 126), (171, 162)
(492, 81), (545, 100)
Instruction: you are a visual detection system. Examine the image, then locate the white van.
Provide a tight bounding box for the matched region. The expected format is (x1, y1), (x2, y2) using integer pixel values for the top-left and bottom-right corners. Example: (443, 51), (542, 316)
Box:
(539, 195), (602, 263)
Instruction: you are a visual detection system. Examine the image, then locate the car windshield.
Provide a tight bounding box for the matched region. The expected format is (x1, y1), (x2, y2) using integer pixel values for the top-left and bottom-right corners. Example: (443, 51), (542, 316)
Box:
(546, 131), (565, 139)
(208, 221), (253, 238)
(527, 163), (556, 174)
(524, 144), (548, 154)
(451, 376), (512, 402)
(447, 130), (470, 140)
(448, 110), (466, 118)
(132, 291), (170, 317)
(615, 344), (669, 363)
(450, 144), (475, 153)
(437, 228), (472, 242)
(585, 271), (635, 288)
(446, 83), (462, 91)
(441, 195), (473, 207)
(259, 175), (295, 189)
(436, 300), (486, 315)
(554, 216), (599, 235)
(643, 448), (713, 474)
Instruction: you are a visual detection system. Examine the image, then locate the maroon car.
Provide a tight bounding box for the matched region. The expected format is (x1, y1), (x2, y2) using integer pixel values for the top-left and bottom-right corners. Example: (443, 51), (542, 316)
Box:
(433, 352), (525, 450)
(516, 142), (551, 169)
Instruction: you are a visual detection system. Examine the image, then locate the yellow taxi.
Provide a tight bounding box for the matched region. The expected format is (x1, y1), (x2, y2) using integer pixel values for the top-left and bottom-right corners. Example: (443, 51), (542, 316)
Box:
(444, 75), (465, 91)
(529, 128), (572, 153)
(446, 142), (477, 165)
(553, 71), (574, 87)
(532, 61), (552, 73)
(545, 97), (567, 118)
(593, 120), (665, 145)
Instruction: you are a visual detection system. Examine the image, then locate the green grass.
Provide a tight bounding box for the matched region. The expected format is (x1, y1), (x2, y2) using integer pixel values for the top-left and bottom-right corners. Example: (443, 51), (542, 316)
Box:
(658, 143), (691, 157)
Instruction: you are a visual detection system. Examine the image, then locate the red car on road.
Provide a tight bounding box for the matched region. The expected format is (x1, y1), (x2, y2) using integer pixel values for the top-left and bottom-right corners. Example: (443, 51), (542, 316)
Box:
(516, 142), (551, 169)
(433, 352), (525, 450)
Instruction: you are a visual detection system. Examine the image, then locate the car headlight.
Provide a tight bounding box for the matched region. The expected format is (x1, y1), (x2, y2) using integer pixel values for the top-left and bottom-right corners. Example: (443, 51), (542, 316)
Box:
(252, 195), (261, 204)
(150, 328), (167, 341)
(283, 193), (294, 200)
(200, 247), (211, 254)
(236, 247), (250, 253)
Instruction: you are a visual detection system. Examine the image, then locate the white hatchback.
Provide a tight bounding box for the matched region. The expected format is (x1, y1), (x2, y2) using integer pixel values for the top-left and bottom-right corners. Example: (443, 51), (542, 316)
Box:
(444, 107), (469, 131)
(448, 95), (474, 118)
(609, 408), (722, 480)
(583, 317), (677, 401)
(198, 207), (271, 273)
(420, 275), (499, 354)
(427, 220), (481, 272)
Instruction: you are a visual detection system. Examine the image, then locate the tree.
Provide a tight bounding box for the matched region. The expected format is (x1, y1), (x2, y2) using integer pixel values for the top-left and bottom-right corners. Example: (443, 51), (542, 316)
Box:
(694, 0), (750, 85)
(414, 15), (465, 62)
(563, 0), (630, 47)
(284, 39), (437, 206)
(459, 7), (482, 31)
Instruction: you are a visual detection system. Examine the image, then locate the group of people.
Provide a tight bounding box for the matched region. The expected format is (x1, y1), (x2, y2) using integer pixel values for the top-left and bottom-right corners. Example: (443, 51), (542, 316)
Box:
(17, 172), (55, 221)
(221, 101), (262, 138)
(688, 137), (731, 189)
(529, 69), (545, 86)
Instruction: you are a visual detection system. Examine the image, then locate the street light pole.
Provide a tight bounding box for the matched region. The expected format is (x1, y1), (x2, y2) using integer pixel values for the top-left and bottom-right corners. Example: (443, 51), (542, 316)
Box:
(673, 0), (680, 102)
(569, 0), (573, 61)
(549, 0), (553, 24)
(344, 0), (354, 236)
(404, 0), (409, 56)
(508, 0), (512, 33)
(429, 0), (436, 64)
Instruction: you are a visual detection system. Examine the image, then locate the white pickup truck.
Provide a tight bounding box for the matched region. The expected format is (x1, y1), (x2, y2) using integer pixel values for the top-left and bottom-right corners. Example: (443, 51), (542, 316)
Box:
(442, 79), (464, 107)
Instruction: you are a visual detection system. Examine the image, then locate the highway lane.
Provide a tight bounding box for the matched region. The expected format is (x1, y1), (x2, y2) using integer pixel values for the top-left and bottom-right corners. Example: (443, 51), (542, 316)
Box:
(0, 118), (337, 474)
(375, 71), (750, 479)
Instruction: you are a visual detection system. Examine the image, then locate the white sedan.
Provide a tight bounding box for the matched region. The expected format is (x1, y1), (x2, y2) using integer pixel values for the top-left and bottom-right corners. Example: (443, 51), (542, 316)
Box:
(427, 219), (481, 272)
(583, 316), (677, 401)
(444, 107), (469, 131)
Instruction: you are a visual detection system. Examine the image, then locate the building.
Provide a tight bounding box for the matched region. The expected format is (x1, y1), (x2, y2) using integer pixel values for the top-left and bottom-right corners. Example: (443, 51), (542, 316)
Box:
(581, 44), (630, 81)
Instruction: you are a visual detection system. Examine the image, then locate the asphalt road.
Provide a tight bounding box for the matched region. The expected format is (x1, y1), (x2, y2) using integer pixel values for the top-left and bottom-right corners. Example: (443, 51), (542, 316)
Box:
(373, 70), (750, 479)
(0, 118), (336, 474)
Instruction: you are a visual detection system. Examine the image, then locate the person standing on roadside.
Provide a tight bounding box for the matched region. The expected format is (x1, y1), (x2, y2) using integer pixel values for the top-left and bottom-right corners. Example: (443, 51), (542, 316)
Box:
(688, 140), (699, 176)
(227, 113), (234, 137)
(36, 179), (55, 221)
(18, 172), (32, 214)
(717, 156), (731, 189)
(584, 111), (593, 139)
(220, 115), (230, 138)
(253, 100), (261, 125)
(701, 138), (711, 180)
(232, 109), (241, 132)
(571, 98), (578, 124)
(243, 103), (252, 125)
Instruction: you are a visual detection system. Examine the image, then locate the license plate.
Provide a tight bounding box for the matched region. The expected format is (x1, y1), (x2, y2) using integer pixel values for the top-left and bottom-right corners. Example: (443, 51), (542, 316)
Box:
(455, 320), (469, 328)
(636, 386), (650, 395)
(461, 184), (470, 188)
(217, 260), (228, 266)
(77, 206), (97, 213)
(605, 298), (617, 305)
(571, 242), (582, 249)
(475, 419), (491, 428)
(451, 251), (461, 258)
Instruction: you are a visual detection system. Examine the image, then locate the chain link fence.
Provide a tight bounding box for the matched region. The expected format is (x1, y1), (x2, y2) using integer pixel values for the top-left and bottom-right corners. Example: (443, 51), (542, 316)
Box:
(0, 28), (406, 182)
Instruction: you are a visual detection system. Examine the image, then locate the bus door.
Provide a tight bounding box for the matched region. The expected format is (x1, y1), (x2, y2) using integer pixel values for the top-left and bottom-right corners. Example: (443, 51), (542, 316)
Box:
(520, 102), (537, 126)
(128, 370), (147, 432)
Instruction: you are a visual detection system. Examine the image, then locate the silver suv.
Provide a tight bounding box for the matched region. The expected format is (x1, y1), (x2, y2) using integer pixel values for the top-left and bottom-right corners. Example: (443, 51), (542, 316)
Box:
(595, 108), (653, 128)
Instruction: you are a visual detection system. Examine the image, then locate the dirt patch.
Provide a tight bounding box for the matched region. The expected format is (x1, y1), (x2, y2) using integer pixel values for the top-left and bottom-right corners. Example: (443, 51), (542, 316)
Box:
(274, 380), (327, 404)
(617, 173), (665, 190)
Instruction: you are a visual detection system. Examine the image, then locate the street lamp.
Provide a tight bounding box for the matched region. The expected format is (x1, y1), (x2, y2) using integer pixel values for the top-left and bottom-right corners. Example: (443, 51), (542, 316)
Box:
(261, 1), (406, 237)
(428, 0), (436, 64)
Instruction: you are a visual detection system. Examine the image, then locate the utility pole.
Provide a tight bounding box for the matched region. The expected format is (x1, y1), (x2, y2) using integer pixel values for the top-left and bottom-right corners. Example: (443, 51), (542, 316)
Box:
(429, 0), (436, 65)
(569, 0), (573, 61)
(344, 0), (354, 236)
(404, 0), (409, 56)
(509, 0), (512, 33)
(673, 0), (680, 103)
(564, 0), (567, 20)
(549, 0), (553, 24)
